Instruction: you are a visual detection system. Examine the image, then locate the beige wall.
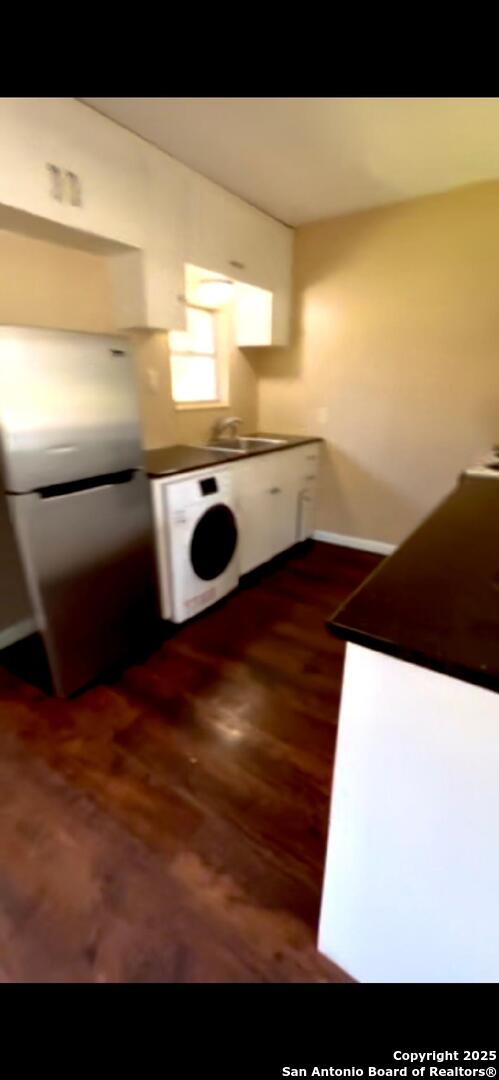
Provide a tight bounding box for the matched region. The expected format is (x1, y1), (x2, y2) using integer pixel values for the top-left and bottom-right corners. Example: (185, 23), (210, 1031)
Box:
(0, 229), (258, 450)
(256, 181), (499, 545)
(0, 228), (116, 332)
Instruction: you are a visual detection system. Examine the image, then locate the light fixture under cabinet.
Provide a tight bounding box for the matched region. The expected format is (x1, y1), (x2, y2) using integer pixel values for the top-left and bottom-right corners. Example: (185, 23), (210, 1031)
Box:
(196, 277), (234, 309)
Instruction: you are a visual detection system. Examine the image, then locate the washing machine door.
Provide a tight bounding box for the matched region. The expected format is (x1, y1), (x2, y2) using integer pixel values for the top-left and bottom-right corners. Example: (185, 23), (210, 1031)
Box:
(190, 503), (238, 581)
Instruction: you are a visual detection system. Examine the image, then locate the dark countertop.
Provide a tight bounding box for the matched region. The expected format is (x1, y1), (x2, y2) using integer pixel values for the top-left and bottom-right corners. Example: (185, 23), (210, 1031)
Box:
(145, 434), (322, 478)
(145, 445), (237, 477)
(328, 476), (499, 693)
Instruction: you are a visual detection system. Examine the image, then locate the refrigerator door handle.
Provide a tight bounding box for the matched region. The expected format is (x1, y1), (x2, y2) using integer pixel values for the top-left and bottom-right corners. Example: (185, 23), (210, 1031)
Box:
(38, 469), (137, 500)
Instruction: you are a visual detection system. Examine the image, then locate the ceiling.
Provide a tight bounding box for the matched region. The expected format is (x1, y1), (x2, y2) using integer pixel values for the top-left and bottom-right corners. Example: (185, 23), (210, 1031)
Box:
(80, 98), (499, 227)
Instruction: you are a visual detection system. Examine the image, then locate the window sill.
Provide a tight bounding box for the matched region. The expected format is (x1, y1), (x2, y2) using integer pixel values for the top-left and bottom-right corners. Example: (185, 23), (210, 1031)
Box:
(173, 401), (229, 412)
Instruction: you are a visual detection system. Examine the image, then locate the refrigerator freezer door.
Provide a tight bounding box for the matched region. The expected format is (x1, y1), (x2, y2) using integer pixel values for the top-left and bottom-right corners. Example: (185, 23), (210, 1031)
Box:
(8, 471), (158, 696)
(0, 327), (143, 493)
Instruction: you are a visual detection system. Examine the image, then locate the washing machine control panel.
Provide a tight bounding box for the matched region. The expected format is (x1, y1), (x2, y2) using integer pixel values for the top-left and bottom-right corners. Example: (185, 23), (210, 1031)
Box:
(199, 476), (218, 496)
(167, 470), (233, 511)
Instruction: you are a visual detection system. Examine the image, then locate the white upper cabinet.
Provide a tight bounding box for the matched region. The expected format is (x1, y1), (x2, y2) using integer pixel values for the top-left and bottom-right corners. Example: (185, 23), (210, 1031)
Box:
(0, 98), (145, 248)
(143, 143), (192, 260)
(0, 98), (55, 221)
(186, 174), (226, 272)
(48, 100), (146, 248)
(0, 98), (293, 343)
(110, 143), (191, 331)
(189, 173), (280, 287)
(231, 200), (293, 346)
(112, 158), (293, 341)
(187, 173), (293, 344)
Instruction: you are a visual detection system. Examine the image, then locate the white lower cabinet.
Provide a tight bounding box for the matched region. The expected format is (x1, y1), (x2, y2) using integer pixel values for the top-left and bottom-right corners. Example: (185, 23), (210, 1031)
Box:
(235, 487), (273, 575)
(287, 444), (320, 542)
(296, 488), (316, 542)
(234, 445), (319, 575)
(149, 445), (321, 620)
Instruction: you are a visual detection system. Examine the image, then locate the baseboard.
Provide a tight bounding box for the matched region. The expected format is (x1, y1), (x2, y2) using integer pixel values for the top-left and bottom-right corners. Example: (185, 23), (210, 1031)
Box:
(313, 529), (396, 557)
(0, 616), (37, 652)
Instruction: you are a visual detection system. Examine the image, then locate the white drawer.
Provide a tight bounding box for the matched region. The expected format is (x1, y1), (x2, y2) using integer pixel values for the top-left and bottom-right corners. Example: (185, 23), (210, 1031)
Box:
(303, 445), (320, 463)
(286, 443), (321, 482)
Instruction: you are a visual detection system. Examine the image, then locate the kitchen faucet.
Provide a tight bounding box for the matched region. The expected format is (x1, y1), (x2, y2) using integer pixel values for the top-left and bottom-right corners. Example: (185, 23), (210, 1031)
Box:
(211, 416), (243, 440)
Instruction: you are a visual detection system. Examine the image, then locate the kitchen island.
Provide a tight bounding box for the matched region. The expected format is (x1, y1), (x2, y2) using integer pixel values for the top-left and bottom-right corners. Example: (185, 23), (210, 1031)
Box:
(318, 475), (499, 982)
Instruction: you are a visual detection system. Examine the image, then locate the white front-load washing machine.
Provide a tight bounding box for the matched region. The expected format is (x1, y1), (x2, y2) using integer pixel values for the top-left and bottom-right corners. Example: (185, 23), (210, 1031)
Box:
(160, 467), (239, 623)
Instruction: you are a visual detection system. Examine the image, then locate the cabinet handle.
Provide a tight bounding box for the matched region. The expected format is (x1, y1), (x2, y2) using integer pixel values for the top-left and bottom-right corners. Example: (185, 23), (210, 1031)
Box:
(46, 163), (63, 201)
(229, 259), (245, 271)
(66, 171), (82, 207)
(269, 486), (281, 495)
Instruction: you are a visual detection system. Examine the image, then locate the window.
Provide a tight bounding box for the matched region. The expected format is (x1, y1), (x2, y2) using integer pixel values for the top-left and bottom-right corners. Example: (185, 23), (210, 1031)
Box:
(169, 306), (221, 406)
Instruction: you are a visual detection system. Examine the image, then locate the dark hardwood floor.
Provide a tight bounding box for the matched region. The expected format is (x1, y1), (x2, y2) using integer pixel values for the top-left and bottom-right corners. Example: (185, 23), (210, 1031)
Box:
(0, 540), (381, 983)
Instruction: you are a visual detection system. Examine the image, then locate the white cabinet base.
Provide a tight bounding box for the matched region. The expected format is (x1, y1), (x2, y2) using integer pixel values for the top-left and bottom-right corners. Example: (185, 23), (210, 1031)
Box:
(319, 643), (499, 982)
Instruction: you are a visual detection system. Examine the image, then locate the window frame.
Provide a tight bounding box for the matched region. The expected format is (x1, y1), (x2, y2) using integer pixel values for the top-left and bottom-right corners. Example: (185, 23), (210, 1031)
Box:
(169, 301), (228, 412)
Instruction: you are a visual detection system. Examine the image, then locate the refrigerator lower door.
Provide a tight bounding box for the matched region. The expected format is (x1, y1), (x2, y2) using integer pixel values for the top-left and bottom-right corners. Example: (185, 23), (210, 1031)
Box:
(8, 471), (158, 696)
(0, 488), (35, 650)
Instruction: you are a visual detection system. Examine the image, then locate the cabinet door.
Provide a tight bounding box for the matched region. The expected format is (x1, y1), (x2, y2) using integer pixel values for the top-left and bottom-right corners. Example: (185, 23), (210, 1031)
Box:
(225, 198), (273, 288)
(144, 149), (193, 329)
(235, 454), (300, 574)
(143, 248), (186, 331)
(286, 445), (320, 540)
(226, 199), (293, 344)
(228, 200), (280, 287)
(0, 97), (65, 224)
(296, 488), (316, 541)
(108, 245), (186, 333)
(48, 100), (146, 247)
(235, 459), (276, 573)
(110, 144), (190, 331)
(188, 173), (237, 278)
(269, 453), (300, 556)
(0, 98), (146, 248)
(189, 172), (293, 346)
(268, 223), (293, 345)
(143, 144), (198, 265)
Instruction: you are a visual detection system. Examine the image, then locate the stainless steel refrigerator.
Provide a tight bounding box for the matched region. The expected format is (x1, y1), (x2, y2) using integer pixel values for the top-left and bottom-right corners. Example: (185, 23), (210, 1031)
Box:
(0, 326), (158, 696)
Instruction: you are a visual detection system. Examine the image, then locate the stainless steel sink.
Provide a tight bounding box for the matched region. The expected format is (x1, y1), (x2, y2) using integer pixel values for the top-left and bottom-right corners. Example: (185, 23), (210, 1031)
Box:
(204, 436), (287, 453)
